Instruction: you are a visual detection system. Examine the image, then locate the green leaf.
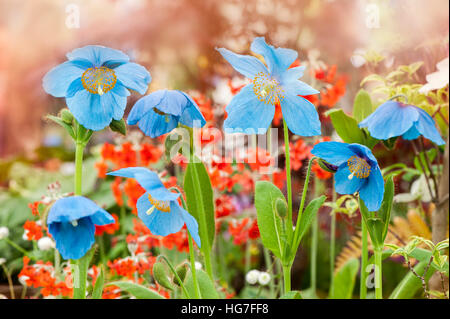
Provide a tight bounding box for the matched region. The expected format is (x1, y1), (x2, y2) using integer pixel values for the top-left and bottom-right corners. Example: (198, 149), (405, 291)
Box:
(326, 109), (367, 145)
(47, 115), (75, 140)
(254, 181), (286, 260)
(152, 262), (174, 291)
(279, 290), (303, 299)
(91, 267), (104, 299)
(379, 177), (394, 244)
(353, 89), (373, 121)
(330, 258), (359, 299)
(184, 269), (219, 299)
(108, 281), (165, 299)
(414, 148), (437, 174)
(292, 195), (326, 253)
(184, 159), (215, 269)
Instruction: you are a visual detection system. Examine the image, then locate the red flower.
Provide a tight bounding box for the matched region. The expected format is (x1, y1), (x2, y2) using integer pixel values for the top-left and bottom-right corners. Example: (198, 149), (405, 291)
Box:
(23, 220), (43, 241)
(95, 213), (120, 236)
(289, 138), (311, 171)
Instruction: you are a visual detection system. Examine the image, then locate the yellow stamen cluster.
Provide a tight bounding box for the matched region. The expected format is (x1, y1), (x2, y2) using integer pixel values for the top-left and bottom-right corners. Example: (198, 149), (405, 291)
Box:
(347, 155), (371, 179)
(252, 72), (284, 105)
(81, 66), (117, 95)
(148, 194), (171, 213)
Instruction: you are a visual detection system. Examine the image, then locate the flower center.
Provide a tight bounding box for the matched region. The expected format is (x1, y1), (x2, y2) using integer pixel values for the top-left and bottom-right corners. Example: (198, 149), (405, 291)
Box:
(347, 155), (371, 179)
(81, 67), (117, 95)
(147, 194), (170, 214)
(253, 72), (284, 105)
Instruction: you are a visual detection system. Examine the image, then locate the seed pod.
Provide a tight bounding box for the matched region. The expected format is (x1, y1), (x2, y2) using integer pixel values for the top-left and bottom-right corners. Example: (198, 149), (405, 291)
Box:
(109, 118), (127, 136)
(152, 262), (173, 291)
(317, 159), (338, 173)
(60, 109), (74, 124)
(274, 198), (288, 219)
(173, 262), (188, 286)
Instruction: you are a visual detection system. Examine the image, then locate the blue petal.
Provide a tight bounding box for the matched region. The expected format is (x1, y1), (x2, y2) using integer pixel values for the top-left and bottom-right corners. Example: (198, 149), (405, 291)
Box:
(114, 62), (151, 95)
(66, 78), (84, 98)
(48, 217), (95, 260)
(359, 165), (384, 211)
(216, 47), (267, 78)
(47, 196), (106, 224)
(334, 165), (366, 195)
(137, 108), (179, 138)
(136, 194), (184, 237)
(90, 210), (115, 226)
(107, 168), (179, 201)
(223, 84), (275, 134)
(172, 202), (201, 248)
(311, 141), (357, 166)
(359, 101), (419, 140)
(280, 94), (321, 136)
(127, 90), (167, 125)
(66, 45), (130, 67)
(280, 66), (306, 83)
(348, 143), (378, 165)
(101, 86), (129, 121)
(66, 89), (108, 131)
(42, 61), (85, 97)
(179, 92), (207, 128)
(414, 108), (445, 145)
(282, 79), (320, 96)
(250, 37), (298, 78)
(402, 125), (421, 140)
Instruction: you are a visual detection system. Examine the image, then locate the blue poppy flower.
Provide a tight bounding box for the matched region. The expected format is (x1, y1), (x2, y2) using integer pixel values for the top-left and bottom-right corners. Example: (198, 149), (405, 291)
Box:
(216, 37), (321, 136)
(107, 167), (201, 247)
(127, 89), (206, 138)
(311, 142), (385, 211)
(47, 196), (115, 260)
(358, 101), (445, 145)
(43, 45), (151, 131)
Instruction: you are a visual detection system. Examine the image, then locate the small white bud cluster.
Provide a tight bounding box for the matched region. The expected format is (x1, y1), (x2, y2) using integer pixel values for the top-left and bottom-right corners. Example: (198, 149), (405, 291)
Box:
(245, 269), (271, 286)
(0, 227), (9, 240)
(37, 237), (55, 251)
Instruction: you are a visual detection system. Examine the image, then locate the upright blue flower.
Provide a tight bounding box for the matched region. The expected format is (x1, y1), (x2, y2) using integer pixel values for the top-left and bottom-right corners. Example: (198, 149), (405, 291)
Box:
(43, 45), (151, 131)
(47, 196), (115, 260)
(311, 142), (385, 211)
(358, 101), (445, 145)
(216, 37), (321, 136)
(127, 89), (206, 138)
(107, 167), (201, 247)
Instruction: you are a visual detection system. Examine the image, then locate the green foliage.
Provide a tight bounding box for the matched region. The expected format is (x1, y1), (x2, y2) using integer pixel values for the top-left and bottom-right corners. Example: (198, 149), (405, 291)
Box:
(184, 269), (219, 299)
(108, 281), (166, 299)
(324, 195), (358, 217)
(254, 181), (286, 260)
(279, 291), (303, 299)
(109, 119), (127, 136)
(184, 159), (215, 267)
(353, 89), (373, 121)
(330, 258), (359, 299)
(91, 267), (104, 299)
(152, 262), (174, 291)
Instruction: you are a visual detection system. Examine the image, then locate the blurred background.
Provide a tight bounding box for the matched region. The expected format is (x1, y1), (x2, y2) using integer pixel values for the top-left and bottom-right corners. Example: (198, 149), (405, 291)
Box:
(0, 0), (448, 160)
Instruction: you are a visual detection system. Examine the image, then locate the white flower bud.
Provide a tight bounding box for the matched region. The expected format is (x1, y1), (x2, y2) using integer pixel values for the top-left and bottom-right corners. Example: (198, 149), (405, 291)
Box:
(195, 261), (203, 270)
(37, 237), (55, 251)
(258, 271), (271, 286)
(245, 269), (260, 285)
(0, 227), (9, 240)
(22, 231), (29, 241)
(0, 258), (6, 265)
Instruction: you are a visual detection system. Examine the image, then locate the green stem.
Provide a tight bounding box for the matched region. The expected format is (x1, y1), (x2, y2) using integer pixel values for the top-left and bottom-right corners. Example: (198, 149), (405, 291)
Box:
(170, 187), (201, 298)
(1, 264), (15, 299)
(157, 255), (191, 299)
(283, 265), (291, 294)
(74, 142), (84, 196)
(188, 232), (201, 299)
(329, 206), (336, 296)
(282, 120), (293, 231)
(263, 246), (275, 298)
(360, 218), (368, 299)
(3, 238), (31, 257)
(310, 212), (318, 293)
(374, 248), (383, 299)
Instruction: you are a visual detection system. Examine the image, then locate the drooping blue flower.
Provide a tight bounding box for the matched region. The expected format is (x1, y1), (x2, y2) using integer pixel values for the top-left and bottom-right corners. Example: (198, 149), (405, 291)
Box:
(43, 45), (151, 131)
(47, 196), (115, 260)
(358, 101), (445, 145)
(216, 37), (321, 136)
(107, 167), (201, 247)
(311, 142), (385, 211)
(127, 89), (206, 138)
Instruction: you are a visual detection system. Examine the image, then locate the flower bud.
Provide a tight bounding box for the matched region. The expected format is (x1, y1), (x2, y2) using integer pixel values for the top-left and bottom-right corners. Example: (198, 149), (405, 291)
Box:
(317, 159), (338, 173)
(152, 262), (173, 291)
(0, 226), (9, 240)
(37, 237), (55, 251)
(60, 109), (74, 124)
(274, 198), (288, 219)
(173, 263), (188, 286)
(245, 269), (260, 285)
(109, 119), (127, 136)
(258, 271), (271, 285)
